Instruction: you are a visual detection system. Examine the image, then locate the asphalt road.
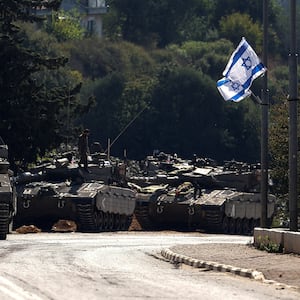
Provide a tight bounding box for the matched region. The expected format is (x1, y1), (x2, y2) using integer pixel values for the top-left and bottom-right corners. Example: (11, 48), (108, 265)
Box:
(0, 231), (299, 300)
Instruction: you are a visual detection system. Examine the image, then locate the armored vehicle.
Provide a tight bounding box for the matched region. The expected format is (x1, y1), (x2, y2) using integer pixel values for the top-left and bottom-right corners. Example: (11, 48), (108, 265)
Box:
(0, 138), (15, 240)
(127, 153), (192, 187)
(128, 154), (193, 230)
(192, 188), (275, 234)
(14, 179), (136, 232)
(134, 159), (276, 234)
(132, 183), (169, 230)
(179, 160), (276, 234)
(13, 158), (136, 232)
(147, 182), (198, 230)
(131, 181), (202, 230)
(74, 182), (135, 232)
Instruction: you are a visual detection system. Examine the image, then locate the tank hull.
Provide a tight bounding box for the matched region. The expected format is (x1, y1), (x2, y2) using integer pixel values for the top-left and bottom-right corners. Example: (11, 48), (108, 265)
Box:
(133, 184), (170, 230)
(73, 183), (136, 232)
(14, 180), (136, 232)
(192, 189), (276, 234)
(137, 182), (200, 230)
(14, 181), (77, 229)
(0, 141), (15, 240)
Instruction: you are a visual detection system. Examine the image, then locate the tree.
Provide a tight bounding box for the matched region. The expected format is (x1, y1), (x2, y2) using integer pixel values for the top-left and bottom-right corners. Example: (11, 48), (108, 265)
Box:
(219, 13), (263, 52)
(45, 8), (85, 42)
(167, 38), (234, 80)
(0, 1), (80, 167)
(144, 66), (225, 159)
(213, 0), (284, 55)
(105, 0), (215, 47)
(269, 100), (289, 196)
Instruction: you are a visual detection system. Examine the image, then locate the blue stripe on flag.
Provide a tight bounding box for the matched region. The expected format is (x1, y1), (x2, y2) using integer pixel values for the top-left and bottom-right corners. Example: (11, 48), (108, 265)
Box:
(231, 89), (249, 101)
(252, 62), (265, 77)
(224, 41), (248, 77)
(216, 78), (229, 86)
(217, 77), (251, 102)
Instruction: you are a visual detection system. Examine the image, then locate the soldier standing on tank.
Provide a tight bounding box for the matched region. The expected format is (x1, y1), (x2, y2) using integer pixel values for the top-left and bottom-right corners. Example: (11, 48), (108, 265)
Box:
(192, 153), (198, 168)
(193, 180), (201, 200)
(78, 129), (90, 171)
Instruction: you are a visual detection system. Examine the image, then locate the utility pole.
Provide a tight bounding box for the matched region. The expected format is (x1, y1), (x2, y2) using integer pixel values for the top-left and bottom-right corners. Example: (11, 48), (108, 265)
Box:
(260, 0), (269, 227)
(288, 0), (298, 231)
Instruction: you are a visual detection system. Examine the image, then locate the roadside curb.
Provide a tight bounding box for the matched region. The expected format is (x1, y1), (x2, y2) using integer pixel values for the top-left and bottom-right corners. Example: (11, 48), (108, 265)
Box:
(161, 248), (300, 291)
(161, 248), (264, 280)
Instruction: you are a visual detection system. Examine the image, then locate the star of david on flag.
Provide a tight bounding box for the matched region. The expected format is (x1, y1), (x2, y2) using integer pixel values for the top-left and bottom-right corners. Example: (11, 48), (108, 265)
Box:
(217, 37), (266, 102)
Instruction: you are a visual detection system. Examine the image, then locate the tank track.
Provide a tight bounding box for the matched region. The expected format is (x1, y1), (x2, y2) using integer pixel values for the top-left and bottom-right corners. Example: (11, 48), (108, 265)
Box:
(205, 212), (260, 235)
(76, 203), (132, 232)
(221, 216), (261, 235)
(204, 209), (223, 232)
(133, 202), (154, 230)
(203, 206), (261, 235)
(0, 203), (9, 240)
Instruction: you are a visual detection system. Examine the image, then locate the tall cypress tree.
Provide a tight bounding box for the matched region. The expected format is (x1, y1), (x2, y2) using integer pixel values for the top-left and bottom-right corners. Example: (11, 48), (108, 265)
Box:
(0, 1), (74, 168)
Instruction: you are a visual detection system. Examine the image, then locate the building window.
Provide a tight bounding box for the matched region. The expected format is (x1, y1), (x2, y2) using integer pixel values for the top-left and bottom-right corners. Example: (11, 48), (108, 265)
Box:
(87, 19), (95, 34)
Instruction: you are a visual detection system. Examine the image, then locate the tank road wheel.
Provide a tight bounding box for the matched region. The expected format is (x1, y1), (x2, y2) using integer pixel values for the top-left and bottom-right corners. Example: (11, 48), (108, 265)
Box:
(97, 210), (105, 232)
(126, 215), (133, 230)
(120, 215), (127, 231)
(229, 218), (236, 234)
(0, 229), (7, 240)
(103, 212), (109, 231)
(0, 232), (7, 240)
(108, 213), (115, 231)
(249, 218), (255, 234)
(0, 203), (10, 240)
(255, 219), (260, 228)
(236, 218), (243, 235)
(242, 218), (250, 235)
(93, 210), (101, 232)
(114, 214), (121, 231)
(222, 216), (230, 234)
(91, 209), (104, 232)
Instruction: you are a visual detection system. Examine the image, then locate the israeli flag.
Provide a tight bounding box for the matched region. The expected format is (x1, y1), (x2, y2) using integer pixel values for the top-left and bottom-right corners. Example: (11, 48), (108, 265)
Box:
(217, 77), (252, 102)
(217, 37), (266, 102)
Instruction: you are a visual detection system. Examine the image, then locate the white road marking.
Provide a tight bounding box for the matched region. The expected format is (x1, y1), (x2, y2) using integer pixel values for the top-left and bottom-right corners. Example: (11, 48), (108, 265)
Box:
(0, 276), (43, 300)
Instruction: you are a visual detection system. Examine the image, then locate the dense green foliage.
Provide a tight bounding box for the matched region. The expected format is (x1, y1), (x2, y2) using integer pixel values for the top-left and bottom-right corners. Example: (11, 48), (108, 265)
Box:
(0, 0), (90, 169)
(45, 8), (85, 41)
(0, 0), (65, 166)
(0, 0), (298, 191)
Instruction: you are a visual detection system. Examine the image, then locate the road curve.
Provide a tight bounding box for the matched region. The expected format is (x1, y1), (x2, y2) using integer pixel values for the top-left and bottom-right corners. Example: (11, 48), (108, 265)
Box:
(0, 232), (298, 300)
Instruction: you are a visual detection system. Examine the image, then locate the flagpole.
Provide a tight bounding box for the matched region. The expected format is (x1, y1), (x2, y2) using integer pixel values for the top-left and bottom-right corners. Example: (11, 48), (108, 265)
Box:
(260, 0), (269, 228)
(288, 0), (298, 231)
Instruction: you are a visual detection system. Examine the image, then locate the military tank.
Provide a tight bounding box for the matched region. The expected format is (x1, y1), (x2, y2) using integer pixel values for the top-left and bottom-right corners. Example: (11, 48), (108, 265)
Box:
(147, 182), (199, 230)
(134, 159), (276, 234)
(74, 182), (136, 232)
(128, 153), (193, 230)
(179, 160), (276, 234)
(192, 188), (275, 234)
(14, 179), (136, 232)
(13, 156), (136, 232)
(131, 183), (169, 230)
(0, 137), (15, 240)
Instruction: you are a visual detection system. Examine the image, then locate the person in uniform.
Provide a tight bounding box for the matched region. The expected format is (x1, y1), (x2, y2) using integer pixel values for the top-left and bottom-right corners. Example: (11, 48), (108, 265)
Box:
(78, 129), (90, 171)
(193, 180), (202, 200)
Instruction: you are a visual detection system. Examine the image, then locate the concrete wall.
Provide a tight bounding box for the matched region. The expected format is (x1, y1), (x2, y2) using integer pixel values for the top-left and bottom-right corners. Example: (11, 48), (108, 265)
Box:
(254, 227), (300, 254)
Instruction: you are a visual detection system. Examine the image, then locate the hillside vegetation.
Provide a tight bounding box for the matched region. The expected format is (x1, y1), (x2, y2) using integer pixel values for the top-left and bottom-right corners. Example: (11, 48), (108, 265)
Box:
(0, 0), (299, 199)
